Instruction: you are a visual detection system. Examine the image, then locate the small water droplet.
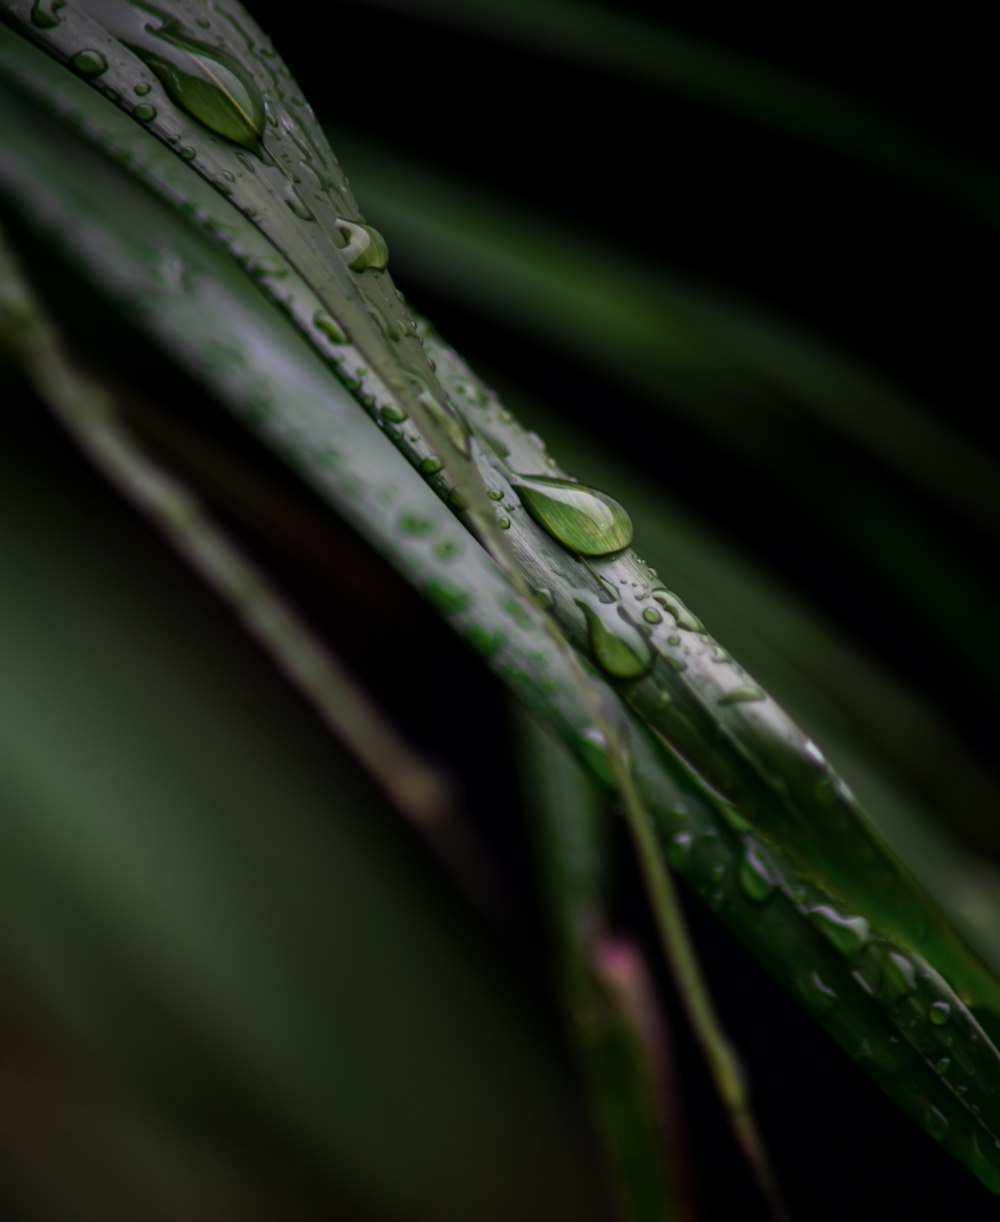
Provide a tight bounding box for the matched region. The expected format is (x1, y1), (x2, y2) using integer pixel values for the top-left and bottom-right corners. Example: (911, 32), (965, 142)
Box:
(467, 624), (504, 658)
(739, 844), (776, 903)
(651, 588), (703, 632)
(799, 970), (839, 1011)
(807, 906), (870, 958)
(878, 951), (918, 1006)
(382, 404), (408, 424)
(579, 728), (615, 788)
(578, 597), (653, 681)
(929, 1000), (952, 1026)
(512, 475), (632, 556)
(71, 49), (109, 76)
(133, 102), (157, 121)
(399, 511), (433, 537)
(488, 489), (503, 501)
(312, 310), (348, 344)
(935, 1056), (951, 1076)
(31, 0), (66, 28)
(642, 606), (662, 624)
(419, 456), (443, 476)
(425, 580), (469, 614)
(852, 943), (883, 996)
(498, 516), (511, 530)
(925, 1104), (949, 1142)
(134, 81), (151, 95)
(718, 686), (765, 706)
(668, 830), (694, 869)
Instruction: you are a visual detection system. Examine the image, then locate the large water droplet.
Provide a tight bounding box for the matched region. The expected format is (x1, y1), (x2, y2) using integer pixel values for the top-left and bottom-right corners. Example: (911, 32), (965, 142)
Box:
(77, 0), (264, 148)
(512, 475), (632, 556)
(929, 999), (952, 1026)
(31, 0), (66, 28)
(337, 220), (389, 272)
(149, 43), (263, 146)
(71, 49), (109, 76)
(578, 597), (652, 680)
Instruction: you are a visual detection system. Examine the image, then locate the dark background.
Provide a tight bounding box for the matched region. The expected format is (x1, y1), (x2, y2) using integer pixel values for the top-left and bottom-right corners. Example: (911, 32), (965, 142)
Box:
(4, 2), (1000, 1218)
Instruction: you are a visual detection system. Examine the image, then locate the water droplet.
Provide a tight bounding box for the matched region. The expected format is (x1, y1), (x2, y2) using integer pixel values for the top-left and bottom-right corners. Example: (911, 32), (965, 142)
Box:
(798, 970), (839, 1011)
(312, 310), (348, 344)
(512, 475), (632, 556)
(925, 1105), (949, 1142)
(579, 728), (615, 788)
(71, 49), (109, 76)
(467, 624), (504, 658)
(416, 389), (469, 455)
(852, 944), (883, 996)
(419, 456), (443, 476)
(138, 28), (263, 148)
(133, 102), (157, 121)
(929, 1000), (952, 1026)
(666, 655), (687, 673)
(807, 906), (870, 959)
(283, 182), (313, 220)
(399, 511), (433, 537)
(718, 686), (765, 706)
(578, 597), (653, 680)
(381, 404), (408, 424)
(651, 588), (703, 632)
(668, 831), (694, 869)
(425, 580), (469, 613)
(935, 1056), (951, 1076)
(488, 489), (504, 501)
(134, 81), (151, 95)
(337, 220), (389, 272)
(878, 951), (918, 1006)
(642, 606), (662, 624)
(31, 0), (66, 28)
(498, 516), (511, 530)
(739, 844), (776, 903)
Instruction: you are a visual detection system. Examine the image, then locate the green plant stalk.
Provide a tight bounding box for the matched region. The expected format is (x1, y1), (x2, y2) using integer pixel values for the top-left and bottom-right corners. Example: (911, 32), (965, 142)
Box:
(518, 711), (693, 1222)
